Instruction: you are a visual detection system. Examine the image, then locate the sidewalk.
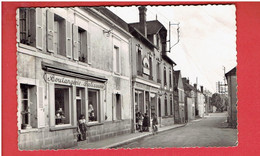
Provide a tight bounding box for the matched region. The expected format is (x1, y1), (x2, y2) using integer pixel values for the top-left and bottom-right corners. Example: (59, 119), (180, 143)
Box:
(70, 123), (186, 149)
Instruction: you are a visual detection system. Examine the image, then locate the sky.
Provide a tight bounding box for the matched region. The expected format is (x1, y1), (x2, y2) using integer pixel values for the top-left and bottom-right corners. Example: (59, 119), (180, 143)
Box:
(108, 5), (237, 93)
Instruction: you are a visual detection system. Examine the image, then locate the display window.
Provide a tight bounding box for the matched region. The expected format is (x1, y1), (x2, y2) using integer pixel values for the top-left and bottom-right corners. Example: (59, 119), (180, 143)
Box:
(55, 85), (71, 125)
(88, 89), (99, 123)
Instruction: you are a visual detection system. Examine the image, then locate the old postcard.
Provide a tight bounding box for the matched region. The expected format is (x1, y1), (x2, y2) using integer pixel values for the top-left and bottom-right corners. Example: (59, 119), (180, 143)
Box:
(16, 5), (237, 150)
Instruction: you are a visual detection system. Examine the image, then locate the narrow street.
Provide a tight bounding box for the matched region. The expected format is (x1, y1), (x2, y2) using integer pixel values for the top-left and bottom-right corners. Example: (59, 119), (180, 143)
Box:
(115, 112), (237, 148)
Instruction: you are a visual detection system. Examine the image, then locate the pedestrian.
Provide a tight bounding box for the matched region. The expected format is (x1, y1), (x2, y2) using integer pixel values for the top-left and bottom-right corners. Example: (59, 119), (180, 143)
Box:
(143, 113), (150, 132)
(138, 112), (144, 132)
(77, 114), (87, 141)
(136, 112), (140, 131)
(152, 114), (158, 135)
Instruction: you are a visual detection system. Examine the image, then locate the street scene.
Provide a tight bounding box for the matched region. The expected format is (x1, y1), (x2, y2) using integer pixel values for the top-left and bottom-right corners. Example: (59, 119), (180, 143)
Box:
(116, 112), (237, 148)
(16, 5), (237, 150)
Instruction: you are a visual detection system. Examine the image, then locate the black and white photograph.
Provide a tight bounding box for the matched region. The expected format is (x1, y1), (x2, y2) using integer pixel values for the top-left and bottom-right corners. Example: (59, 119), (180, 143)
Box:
(16, 5), (237, 150)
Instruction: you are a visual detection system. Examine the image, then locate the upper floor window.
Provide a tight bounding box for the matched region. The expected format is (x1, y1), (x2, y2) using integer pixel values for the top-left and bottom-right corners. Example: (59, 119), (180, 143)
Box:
(54, 14), (66, 56)
(157, 62), (161, 83)
(149, 56), (153, 80)
(18, 8), (43, 49)
(137, 48), (142, 75)
(113, 46), (120, 73)
(164, 67), (167, 86)
(169, 69), (172, 88)
(76, 27), (91, 63)
(47, 11), (74, 59)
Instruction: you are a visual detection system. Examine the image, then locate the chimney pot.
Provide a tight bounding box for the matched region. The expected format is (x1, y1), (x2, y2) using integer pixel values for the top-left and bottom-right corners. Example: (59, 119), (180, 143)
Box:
(138, 6), (147, 37)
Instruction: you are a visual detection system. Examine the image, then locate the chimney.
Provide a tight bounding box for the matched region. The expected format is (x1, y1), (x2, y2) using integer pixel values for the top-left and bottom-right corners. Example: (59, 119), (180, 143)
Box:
(187, 79), (189, 84)
(201, 86), (204, 93)
(194, 83), (197, 89)
(138, 6), (147, 37)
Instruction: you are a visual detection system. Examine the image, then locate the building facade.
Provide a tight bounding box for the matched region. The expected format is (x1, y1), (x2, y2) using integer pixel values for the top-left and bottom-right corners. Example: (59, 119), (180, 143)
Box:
(183, 78), (196, 121)
(129, 6), (175, 130)
(203, 89), (212, 115)
(173, 71), (185, 123)
(225, 67), (237, 128)
(17, 7), (132, 150)
(197, 89), (205, 118)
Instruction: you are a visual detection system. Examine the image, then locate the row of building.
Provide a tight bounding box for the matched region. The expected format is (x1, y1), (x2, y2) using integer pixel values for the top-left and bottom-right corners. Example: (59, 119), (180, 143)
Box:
(17, 6), (212, 150)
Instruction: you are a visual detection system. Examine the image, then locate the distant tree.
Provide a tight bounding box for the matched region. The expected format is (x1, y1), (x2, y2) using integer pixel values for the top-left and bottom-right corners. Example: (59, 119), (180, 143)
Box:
(211, 93), (227, 112)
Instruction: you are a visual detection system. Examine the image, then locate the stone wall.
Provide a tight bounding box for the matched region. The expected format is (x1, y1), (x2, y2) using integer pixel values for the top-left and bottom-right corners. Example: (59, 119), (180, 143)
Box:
(18, 128), (77, 150)
(161, 117), (174, 127)
(86, 119), (131, 143)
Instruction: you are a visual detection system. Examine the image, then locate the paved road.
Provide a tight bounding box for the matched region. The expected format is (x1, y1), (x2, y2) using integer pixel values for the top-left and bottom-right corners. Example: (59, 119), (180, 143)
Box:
(116, 112), (237, 148)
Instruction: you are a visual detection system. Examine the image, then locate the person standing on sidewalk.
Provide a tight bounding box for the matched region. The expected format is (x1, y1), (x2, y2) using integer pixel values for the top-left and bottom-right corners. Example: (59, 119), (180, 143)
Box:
(143, 113), (150, 132)
(137, 112), (144, 132)
(152, 114), (158, 135)
(78, 114), (88, 141)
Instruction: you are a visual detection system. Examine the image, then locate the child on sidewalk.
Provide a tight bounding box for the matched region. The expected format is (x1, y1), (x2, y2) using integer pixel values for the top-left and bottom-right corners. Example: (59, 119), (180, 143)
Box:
(78, 114), (87, 141)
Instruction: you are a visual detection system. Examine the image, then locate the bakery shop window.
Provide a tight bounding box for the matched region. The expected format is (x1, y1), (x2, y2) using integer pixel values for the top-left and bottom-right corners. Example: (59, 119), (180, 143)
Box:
(88, 89), (99, 123)
(55, 85), (71, 125)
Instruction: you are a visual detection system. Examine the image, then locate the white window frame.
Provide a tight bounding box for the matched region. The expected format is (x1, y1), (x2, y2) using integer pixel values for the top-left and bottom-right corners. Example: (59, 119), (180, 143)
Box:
(17, 77), (41, 132)
(87, 88), (101, 124)
(113, 45), (120, 74)
(18, 8), (43, 50)
(54, 84), (72, 127)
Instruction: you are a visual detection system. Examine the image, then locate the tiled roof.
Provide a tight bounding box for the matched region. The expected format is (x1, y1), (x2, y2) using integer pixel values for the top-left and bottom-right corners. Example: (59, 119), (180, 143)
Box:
(129, 20), (166, 35)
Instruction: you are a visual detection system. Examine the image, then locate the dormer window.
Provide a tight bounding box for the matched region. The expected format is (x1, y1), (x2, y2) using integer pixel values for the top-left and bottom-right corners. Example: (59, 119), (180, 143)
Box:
(157, 34), (160, 48)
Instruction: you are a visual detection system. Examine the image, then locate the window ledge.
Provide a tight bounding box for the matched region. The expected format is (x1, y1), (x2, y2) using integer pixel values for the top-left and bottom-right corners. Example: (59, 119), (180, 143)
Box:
(19, 128), (38, 134)
(78, 61), (90, 67)
(86, 122), (103, 127)
(50, 125), (77, 131)
(18, 43), (37, 52)
(54, 54), (70, 60)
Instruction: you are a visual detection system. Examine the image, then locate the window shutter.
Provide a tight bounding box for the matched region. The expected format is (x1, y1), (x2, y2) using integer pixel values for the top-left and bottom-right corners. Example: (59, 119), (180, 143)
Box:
(47, 10), (54, 53)
(112, 93), (115, 121)
(36, 8), (43, 49)
(37, 87), (45, 128)
(87, 31), (92, 64)
(72, 24), (79, 61)
(16, 9), (20, 43)
(66, 21), (72, 58)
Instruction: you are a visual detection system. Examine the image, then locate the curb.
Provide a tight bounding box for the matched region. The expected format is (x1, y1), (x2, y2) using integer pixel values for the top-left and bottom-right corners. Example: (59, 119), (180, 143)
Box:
(105, 124), (187, 148)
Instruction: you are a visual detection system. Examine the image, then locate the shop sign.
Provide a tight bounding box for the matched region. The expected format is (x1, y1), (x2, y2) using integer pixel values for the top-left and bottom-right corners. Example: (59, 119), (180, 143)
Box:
(45, 73), (105, 89)
(136, 82), (150, 90)
(135, 82), (158, 92)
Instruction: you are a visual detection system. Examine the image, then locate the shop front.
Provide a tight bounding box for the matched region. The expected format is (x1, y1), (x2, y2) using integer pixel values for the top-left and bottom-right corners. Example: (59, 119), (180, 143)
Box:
(43, 62), (108, 146)
(133, 81), (160, 132)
